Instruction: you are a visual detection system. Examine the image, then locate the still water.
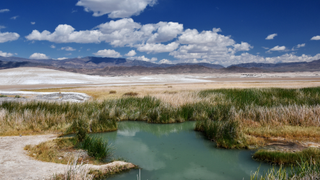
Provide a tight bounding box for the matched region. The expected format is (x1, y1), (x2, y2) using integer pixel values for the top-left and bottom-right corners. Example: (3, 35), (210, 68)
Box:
(92, 121), (273, 180)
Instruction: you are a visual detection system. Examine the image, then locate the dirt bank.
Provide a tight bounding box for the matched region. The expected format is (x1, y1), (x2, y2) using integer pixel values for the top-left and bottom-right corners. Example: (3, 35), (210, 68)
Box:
(0, 134), (134, 180)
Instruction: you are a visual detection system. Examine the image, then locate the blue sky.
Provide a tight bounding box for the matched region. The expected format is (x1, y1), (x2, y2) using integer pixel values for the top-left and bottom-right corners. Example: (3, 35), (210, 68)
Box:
(0, 0), (320, 66)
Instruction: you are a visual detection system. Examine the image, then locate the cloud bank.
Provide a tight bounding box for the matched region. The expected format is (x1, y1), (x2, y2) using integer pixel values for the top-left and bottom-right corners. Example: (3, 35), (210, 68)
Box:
(25, 18), (319, 66)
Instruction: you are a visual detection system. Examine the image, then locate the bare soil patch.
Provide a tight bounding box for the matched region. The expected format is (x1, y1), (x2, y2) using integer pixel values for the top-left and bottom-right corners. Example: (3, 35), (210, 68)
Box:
(0, 135), (134, 180)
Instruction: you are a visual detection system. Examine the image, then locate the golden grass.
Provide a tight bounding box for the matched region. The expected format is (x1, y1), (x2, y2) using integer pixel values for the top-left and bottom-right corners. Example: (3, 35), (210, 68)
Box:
(22, 79), (320, 100)
(6, 83), (320, 148)
(24, 137), (105, 165)
(244, 126), (320, 143)
(0, 109), (69, 136)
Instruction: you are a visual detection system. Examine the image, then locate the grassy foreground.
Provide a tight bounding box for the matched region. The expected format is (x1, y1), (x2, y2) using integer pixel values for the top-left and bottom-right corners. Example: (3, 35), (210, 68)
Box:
(1, 87), (320, 147)
(1, 87), (320, 179)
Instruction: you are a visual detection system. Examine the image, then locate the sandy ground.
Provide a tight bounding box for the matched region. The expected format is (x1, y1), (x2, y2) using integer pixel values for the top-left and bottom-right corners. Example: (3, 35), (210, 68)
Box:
(2, 67), (320, 91)
(0, 134), (66, 180)
(0, 134), (134, 180)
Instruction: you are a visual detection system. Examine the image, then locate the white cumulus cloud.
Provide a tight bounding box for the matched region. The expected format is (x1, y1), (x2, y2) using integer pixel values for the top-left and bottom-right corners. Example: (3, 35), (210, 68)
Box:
(0, 9), (10, 13)
(137, 42), (180, 53)
(169, 28), (253, 65)
(61, 46), (76, 51)
(0, 31), (20, 43)
(29, 53), (49, 59)
(147, 22), (183, 43)
(25, 19), (183, 49)
(297, 43), (306, 48)
(0, 50), (13, 57)
(31, 22), (36, 25)
(268, 45), (286, 52)
(57, 57), (68, 60)
(158, 59), (173, 64)
(26, 24), (103, 43)
(93, 49), (122, 58)
(311, 35), (320, 40)
(128, 55), (157, 62)
(10, 16), (19, 20)
(125, 50), (137, 56)
(76, 0), (157, 18)
(97, 18), (141, 34)
(266, 33), (277, 40)
(50, 45), (56, 49)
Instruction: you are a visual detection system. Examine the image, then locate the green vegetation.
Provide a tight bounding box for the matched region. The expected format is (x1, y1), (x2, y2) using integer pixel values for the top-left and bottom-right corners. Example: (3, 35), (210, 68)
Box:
(0, 94), (7, 97)
(24, 137), (78, 164)
(80, 136), (111, 161)
(3, 87), (320, 180)
(195, 119), (245, 148)
(253, 148), (320, 165)
(3, 87), (320, 175)
(251, 159), (320, 180)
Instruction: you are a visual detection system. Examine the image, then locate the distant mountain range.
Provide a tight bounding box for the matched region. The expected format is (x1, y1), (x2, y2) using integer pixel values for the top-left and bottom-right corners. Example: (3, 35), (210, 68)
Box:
(0, 56), (319, 75)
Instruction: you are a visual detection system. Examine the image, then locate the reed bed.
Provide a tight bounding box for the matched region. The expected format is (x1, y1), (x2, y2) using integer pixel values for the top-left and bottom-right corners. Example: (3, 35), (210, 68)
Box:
(253, 148), (320, 165)
(250, 159), (320, 180)
(2, 87), (320, 179)
(2, 87), (320, 145)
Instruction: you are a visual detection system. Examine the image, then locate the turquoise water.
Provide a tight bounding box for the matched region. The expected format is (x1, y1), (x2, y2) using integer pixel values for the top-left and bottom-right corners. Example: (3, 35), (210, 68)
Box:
(92, 121), (274, 180)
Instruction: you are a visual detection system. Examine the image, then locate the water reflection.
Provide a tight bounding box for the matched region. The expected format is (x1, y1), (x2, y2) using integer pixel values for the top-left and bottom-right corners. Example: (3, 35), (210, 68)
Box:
(92, 121), (274, 180)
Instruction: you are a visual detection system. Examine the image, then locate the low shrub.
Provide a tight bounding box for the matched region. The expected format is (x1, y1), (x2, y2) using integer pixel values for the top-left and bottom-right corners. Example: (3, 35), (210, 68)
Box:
(123, 92), (138, 96)
(109, 91), (116, 94)
(80, 136), (111, 160)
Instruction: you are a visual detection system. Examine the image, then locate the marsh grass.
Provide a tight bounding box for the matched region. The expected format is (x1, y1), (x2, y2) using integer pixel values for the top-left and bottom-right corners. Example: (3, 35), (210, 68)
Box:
(50, 157), (94, 180)
(253, 148), (320, 165)
(195, 118), (245, 148)
(2, 87), (320, 149)
(79, 136), (111, 161)
(250, 159), (320, 180)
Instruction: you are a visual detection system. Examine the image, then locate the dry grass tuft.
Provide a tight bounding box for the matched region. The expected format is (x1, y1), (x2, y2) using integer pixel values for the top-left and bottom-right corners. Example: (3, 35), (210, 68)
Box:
(109, 90), (116, 94)
(123, 92), (138, 96)
(50, 157), (94, 180)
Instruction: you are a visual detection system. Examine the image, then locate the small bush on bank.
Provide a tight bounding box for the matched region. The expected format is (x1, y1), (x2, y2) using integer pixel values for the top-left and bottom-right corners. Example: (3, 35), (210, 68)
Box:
(79, 136), (111, 161)
(195, 119), (245, 149)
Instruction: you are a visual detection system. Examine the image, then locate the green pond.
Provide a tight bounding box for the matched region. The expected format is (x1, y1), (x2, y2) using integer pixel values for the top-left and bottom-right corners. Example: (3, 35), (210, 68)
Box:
(91, 121), (274, 180)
